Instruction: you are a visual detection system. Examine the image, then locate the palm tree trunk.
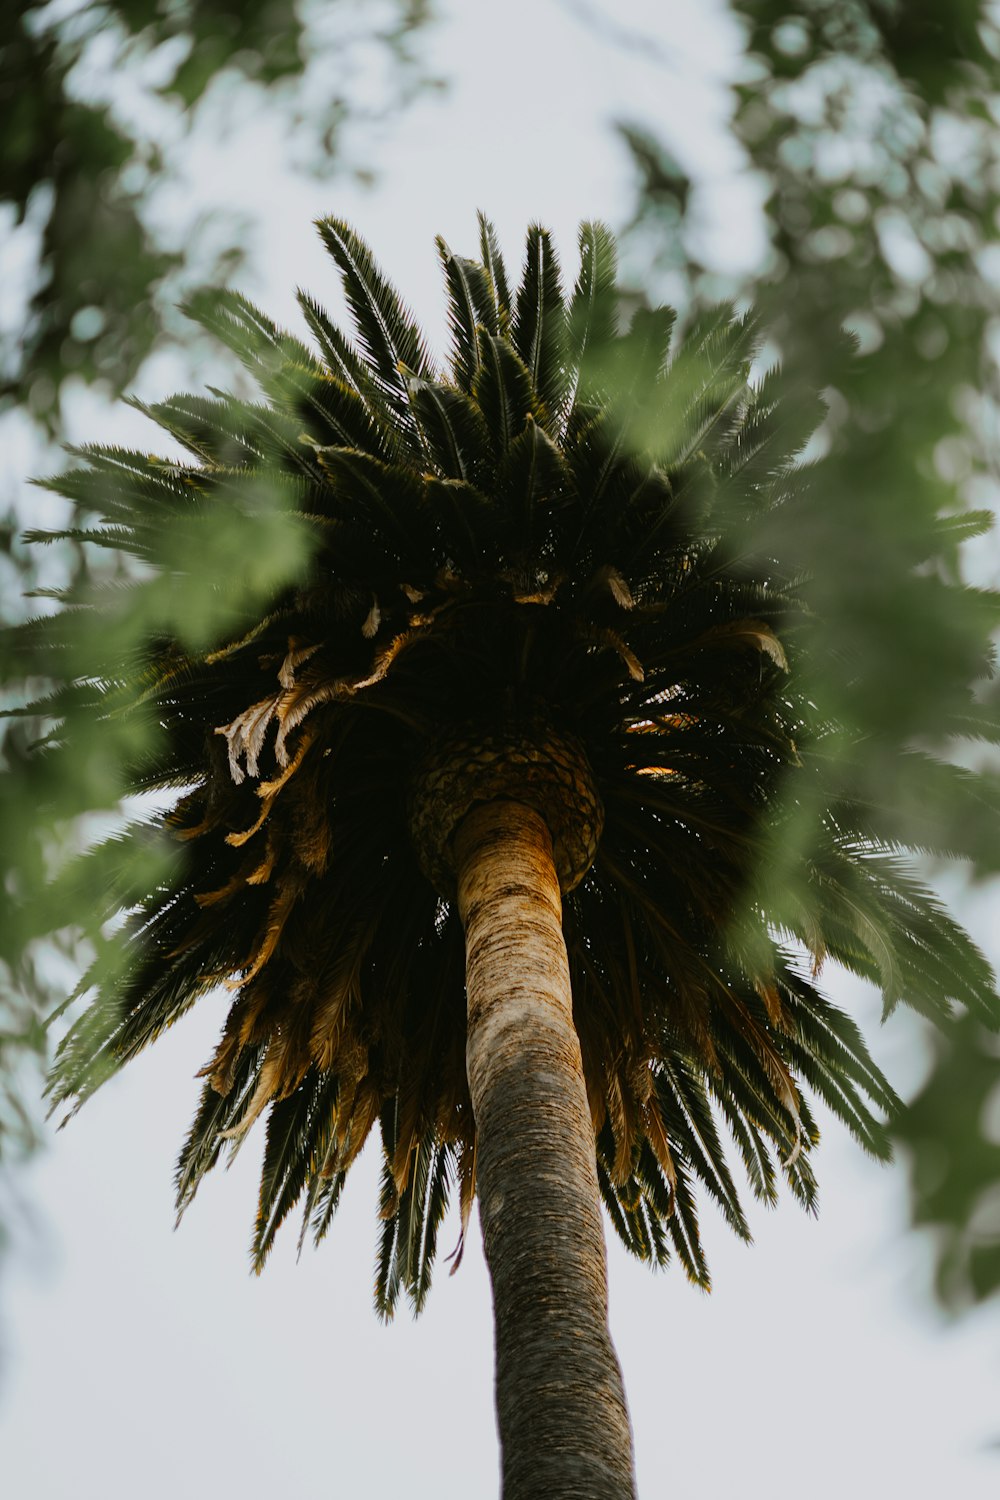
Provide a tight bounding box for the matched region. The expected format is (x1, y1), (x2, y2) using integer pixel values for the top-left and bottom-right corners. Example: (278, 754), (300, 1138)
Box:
(454, 799), (637, 1500)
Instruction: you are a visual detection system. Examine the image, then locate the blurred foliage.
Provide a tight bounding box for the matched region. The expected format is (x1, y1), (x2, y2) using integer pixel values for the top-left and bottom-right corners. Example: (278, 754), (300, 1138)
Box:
(0, 0), (435, 431)
(0, 0), (434, 1259)
(622, 0), (1000, 1309)
(895, 1012), (1000, 1311)
(0, 468), (314, 1255)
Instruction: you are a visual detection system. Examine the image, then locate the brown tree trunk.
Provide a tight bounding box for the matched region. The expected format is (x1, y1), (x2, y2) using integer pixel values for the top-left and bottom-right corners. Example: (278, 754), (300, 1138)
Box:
(454, 799), (637, 1500)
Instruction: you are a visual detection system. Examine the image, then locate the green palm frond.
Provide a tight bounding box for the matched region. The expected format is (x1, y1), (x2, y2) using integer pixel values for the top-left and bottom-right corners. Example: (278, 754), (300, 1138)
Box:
(654, 1055), (750, 1240)
(567, 220), (618, 377)
(316, 217), (432, 440)
(473, 330), (541, 457)
(295, 288), (372, 391)
(375, 1127), (452, 1319)
(494, 417), (574, 541)
(437, 237), (498, 390)
(183, 288), (321, 386)
(513, 224), (568, 418)
(403, 375), (491, 484)
(477, 212), (513, 334)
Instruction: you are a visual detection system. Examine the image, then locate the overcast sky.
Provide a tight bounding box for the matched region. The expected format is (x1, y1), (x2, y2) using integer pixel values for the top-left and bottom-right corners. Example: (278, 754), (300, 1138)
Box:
(3, 2), (999, 1497)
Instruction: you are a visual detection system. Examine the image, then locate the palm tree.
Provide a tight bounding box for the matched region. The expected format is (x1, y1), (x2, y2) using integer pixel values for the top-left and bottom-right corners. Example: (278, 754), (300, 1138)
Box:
(31, 219), (996, 1499)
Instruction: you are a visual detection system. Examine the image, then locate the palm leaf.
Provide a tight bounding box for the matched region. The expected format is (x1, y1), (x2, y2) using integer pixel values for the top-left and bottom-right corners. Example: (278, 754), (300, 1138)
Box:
(437, 238), (498, 389)
(473, 331), (539, 458)
(567, 220), (618, 381)
(404, 374), (492, 482)
(494, 415), (574, 542)
(477, 211), (512, 333)
(317, 218), (432, 432)
(512, 224), (568, 418)
(183, 288), (321, 383)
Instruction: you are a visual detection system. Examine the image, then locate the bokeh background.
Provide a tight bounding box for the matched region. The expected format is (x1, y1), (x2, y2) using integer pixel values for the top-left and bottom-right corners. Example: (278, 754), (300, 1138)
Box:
(2, 3), (999, 1496)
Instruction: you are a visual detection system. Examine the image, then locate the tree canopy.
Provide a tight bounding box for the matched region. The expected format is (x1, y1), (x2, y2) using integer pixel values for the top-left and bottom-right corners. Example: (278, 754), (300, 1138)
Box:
(2, 0), (998, 1321)
(7, 206), (995, 1364)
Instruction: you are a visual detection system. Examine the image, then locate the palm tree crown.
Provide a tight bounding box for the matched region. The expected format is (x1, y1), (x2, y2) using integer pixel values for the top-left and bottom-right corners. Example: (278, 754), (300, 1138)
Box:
(37, 216), (996, 1318)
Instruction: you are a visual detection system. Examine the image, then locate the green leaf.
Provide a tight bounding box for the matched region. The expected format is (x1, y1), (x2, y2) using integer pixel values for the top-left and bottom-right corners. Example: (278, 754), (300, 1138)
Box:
(473, 331), (539, 458)
(404, 374), (492, 482)
(494, 415), (574, 542)
(512, 225), (568, 419)
(436, 238), (497, 390)
(568, 220), (618, 378)
(317, 218), (432, 434)
(477, 211), (513, 333)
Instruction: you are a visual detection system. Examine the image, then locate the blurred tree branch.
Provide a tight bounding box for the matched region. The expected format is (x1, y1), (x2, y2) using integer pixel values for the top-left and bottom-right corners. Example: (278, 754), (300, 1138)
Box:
(0, 0), (435, 1259)
(1, 0), (436, 431)
(895, 1011), (1000, 1311)
(618, 0), (1000, 1312)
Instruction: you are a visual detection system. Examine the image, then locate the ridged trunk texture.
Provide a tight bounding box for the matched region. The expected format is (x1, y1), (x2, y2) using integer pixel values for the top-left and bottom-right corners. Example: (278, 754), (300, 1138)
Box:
(455, 800), (637, 1500)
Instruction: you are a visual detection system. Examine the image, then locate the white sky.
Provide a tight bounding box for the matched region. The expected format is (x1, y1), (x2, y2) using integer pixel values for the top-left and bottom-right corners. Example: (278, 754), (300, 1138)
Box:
(3, 2), (1000, 1497)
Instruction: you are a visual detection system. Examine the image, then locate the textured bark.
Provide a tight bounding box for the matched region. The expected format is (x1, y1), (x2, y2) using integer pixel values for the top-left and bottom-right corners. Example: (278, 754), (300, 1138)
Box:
(455, 800), (637, 1500)
(409, 720), (604, 898)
